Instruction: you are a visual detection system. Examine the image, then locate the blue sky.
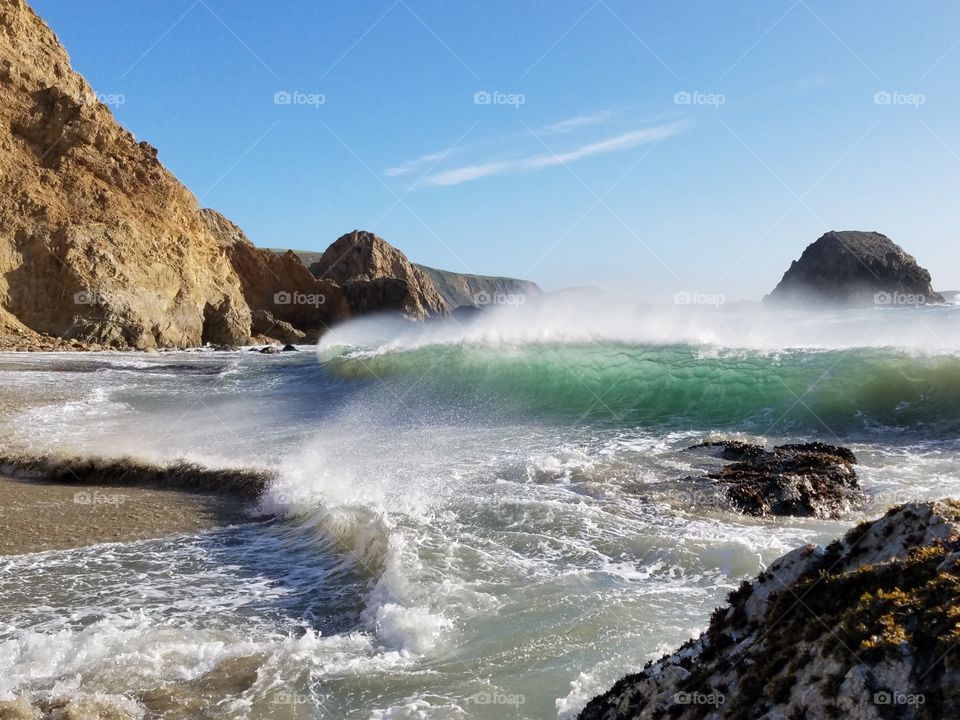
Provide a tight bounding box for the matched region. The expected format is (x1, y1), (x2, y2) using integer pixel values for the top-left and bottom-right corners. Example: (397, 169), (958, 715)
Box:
(32, 0), (960, 299)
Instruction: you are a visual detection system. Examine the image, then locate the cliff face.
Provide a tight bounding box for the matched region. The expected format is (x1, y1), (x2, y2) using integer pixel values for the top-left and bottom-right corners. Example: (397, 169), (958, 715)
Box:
(0, 0), (256, 349)
(580, 500), (960, 720)
(307, 230), (449, 318)
(766, 231), (943, 307)
(414, 264), (541, 309)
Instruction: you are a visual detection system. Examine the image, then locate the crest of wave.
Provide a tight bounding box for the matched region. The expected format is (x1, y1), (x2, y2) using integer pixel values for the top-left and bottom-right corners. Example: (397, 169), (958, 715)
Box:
(317, 289), (960, 356)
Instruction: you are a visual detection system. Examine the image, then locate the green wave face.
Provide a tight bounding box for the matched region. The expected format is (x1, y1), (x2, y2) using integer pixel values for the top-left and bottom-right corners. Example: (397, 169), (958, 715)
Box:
(327, 343), (960, 435)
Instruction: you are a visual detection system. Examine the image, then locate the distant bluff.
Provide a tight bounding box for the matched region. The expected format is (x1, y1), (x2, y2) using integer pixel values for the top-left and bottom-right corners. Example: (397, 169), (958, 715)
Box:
(415, 264), (542, 311)
(766, 231), (943, 307)
(272, 245), (542, 315)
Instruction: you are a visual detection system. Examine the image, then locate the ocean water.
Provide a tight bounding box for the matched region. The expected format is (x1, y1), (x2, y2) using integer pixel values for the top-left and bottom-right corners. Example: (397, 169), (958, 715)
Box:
(1, 297), (959, 719)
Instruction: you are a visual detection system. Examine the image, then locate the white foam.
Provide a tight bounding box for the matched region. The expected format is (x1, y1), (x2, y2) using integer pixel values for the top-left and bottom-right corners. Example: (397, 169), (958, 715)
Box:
(318, 293), (960, 355)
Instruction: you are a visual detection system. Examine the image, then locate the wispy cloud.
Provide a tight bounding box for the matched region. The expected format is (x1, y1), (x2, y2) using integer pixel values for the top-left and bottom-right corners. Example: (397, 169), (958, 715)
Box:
(420, 123), (681, 187)
(387, 110), (610, 179)
(385, 151), (448, 177)
(539, 110), (611, 135)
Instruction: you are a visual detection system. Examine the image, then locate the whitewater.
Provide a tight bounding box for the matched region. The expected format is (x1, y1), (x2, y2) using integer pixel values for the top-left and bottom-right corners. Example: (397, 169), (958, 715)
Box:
(1, 295), (959, 719)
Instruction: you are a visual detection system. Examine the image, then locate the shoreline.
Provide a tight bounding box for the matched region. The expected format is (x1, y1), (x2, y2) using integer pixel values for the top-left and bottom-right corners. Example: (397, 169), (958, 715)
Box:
(0, 473), (259, 555)
(0, 451), (272, 555)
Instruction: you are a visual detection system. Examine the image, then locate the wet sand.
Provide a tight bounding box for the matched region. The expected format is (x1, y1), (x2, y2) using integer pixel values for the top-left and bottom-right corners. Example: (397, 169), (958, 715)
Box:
(0, 474), (256, 555)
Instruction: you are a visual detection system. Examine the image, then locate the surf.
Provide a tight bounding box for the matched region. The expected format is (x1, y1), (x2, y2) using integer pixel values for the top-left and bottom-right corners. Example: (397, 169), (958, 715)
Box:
(318, 297), (960, 435)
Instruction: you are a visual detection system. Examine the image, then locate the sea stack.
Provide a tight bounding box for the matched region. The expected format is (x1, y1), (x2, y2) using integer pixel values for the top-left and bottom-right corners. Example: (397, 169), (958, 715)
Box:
(307, 230), (449, 319)
(766, 231), (943, 307)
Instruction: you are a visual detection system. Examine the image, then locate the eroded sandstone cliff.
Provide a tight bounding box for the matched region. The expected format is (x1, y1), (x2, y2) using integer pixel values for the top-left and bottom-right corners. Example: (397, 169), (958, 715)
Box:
(201, 210), (349, 344)
(0, 0), (259, 349)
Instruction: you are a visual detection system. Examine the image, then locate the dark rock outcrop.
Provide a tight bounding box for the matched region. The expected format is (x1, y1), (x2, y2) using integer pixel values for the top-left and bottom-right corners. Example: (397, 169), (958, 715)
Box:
(451, 304), (483, 321)
(691, 440), (768, 462)
(766, 231), (943, 307)
(688, 441), (863, 518)
(307, 230), (448, 319)
(579, 500), (960, 720)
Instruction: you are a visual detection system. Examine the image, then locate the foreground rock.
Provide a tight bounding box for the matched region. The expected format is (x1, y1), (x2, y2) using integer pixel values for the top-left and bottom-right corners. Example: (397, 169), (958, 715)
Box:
(766, 231), (943, 307)
(307, 230), (449, 319)
(689, 441), (864, 518)
(579, 500), (960, 719)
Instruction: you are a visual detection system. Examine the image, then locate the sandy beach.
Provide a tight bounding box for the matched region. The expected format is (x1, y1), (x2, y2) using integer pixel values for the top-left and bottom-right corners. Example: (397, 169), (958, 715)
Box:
(0, 474), (255, 555)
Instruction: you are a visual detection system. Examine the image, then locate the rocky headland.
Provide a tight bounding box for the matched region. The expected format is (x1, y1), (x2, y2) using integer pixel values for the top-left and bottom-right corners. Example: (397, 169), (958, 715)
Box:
(275, 241), (543, 317)
(306, 230), (449, 319)
(415, 263), (542, 311)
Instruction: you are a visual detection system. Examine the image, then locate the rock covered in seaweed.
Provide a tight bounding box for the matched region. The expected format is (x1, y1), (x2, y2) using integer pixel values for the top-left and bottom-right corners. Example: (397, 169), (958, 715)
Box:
(688, 441), (864, 519)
